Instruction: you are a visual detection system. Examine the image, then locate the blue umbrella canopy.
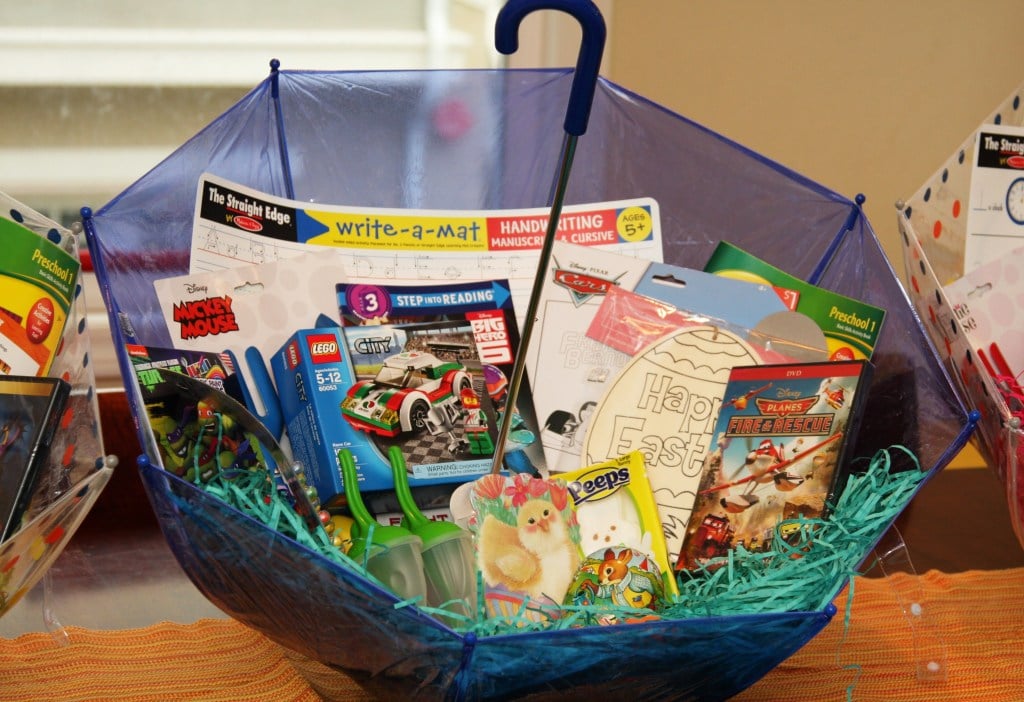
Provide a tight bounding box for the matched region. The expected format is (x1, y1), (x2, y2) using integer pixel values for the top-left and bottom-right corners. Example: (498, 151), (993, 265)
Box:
(87, 66), (969, 468)
(85, 64), (971, 700)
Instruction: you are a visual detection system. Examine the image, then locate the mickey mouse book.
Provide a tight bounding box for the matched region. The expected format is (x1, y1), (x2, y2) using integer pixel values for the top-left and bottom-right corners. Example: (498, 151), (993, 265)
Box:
(677, 360), (872, 572)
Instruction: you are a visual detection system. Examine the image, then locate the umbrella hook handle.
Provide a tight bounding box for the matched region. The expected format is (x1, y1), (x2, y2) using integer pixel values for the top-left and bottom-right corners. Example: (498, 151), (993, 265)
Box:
(486, 1), (606, 476)
(495, 0), (606, 137)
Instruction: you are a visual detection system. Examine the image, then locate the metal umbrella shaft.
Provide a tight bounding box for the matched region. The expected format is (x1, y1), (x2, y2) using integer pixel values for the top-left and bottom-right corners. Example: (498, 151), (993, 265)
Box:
(489, 0), (606, 474)
(491, 132), (578, 472)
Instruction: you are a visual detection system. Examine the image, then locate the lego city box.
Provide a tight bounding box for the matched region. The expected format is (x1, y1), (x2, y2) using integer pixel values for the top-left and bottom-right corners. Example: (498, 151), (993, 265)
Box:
(273, 327), (362, 509)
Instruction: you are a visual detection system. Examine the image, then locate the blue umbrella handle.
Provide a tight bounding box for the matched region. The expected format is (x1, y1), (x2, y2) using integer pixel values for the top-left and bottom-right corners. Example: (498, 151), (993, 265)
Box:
(495, 0), (606, 136)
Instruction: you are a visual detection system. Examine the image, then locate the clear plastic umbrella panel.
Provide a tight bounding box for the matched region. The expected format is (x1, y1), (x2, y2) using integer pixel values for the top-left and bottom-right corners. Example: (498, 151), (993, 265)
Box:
(0, 193), (113, 626)
(84, 65), (971, 700)
(898, 80), (1024, 550)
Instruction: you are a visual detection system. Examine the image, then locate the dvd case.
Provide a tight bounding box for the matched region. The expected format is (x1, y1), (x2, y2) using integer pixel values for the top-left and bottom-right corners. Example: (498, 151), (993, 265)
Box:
(677, 360), (872, 572)
(0, 375), (71, 541)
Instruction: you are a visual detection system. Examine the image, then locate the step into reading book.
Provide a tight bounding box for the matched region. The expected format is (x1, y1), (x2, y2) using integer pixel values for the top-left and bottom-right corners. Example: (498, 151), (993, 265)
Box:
(334, 278), (545, 494)
(677, 360), (872, 572)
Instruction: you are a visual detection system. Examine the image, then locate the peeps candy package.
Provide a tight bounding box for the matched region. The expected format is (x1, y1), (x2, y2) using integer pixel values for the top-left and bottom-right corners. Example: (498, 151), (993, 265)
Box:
(469, 473), (583, 621)
(559, 451), (678, 599)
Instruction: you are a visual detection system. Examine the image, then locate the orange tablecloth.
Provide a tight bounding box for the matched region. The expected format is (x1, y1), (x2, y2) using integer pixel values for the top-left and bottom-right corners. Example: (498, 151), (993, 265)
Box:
(2, 568), (1023, 701)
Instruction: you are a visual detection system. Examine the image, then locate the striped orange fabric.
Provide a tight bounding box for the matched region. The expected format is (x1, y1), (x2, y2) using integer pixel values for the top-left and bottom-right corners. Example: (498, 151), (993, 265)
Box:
(0, 620), (335, 702)
(738, 568), (1024, 700)
(2, 569), (1022, 700)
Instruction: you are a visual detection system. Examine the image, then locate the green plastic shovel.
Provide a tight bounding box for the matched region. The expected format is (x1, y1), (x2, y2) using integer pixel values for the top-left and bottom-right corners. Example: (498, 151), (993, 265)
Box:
(338, 448), (427, 604)
(389, 445), (477, 622)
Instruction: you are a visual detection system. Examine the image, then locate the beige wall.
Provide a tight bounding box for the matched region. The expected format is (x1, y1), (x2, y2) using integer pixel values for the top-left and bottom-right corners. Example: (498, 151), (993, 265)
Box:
(605, 1), (1024, 278)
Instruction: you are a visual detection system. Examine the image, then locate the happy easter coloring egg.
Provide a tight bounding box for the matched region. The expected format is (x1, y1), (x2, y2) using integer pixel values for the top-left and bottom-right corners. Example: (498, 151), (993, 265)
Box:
(582, 326), (760, 560)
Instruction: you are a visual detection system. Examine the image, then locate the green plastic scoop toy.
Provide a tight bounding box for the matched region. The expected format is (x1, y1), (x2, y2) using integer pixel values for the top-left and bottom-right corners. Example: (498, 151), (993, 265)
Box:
(338, 448), (427, 604)
(389, 445), (477, 622)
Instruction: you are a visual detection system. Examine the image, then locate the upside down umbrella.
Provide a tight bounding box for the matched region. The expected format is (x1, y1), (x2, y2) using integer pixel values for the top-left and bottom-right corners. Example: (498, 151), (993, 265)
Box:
(82, 1), (972, 698)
